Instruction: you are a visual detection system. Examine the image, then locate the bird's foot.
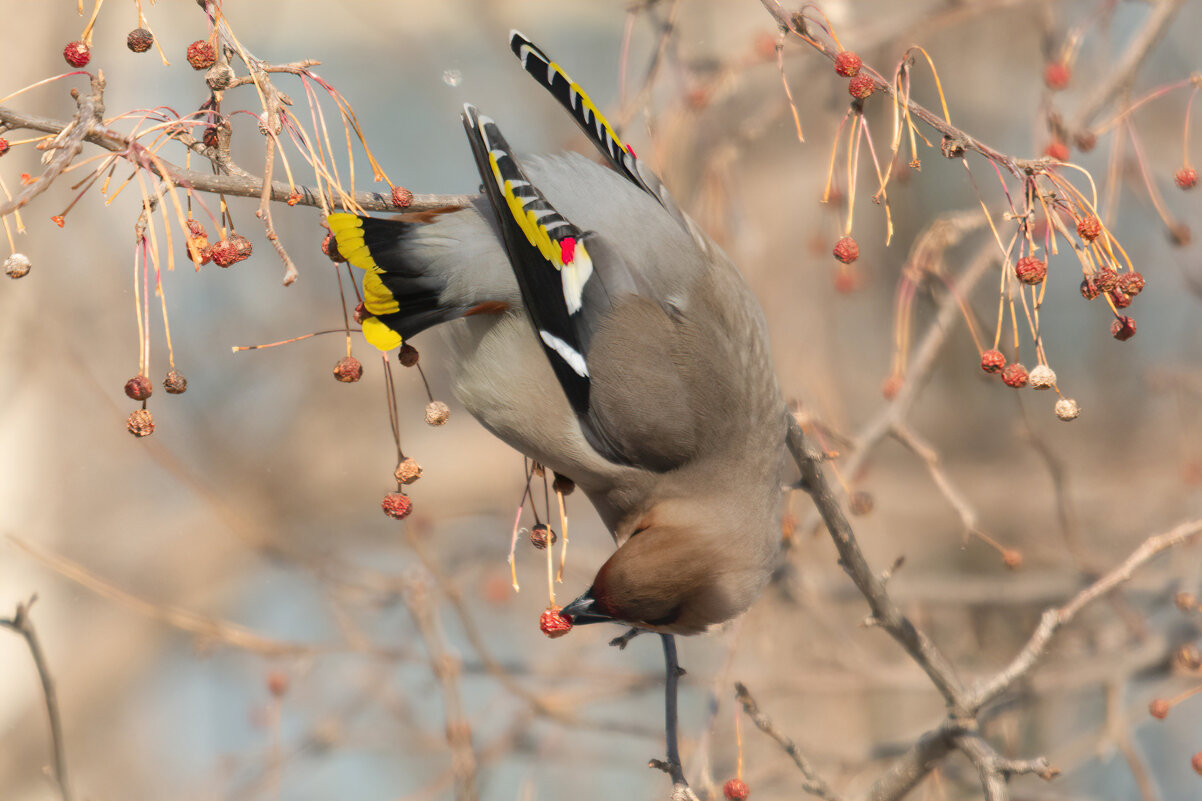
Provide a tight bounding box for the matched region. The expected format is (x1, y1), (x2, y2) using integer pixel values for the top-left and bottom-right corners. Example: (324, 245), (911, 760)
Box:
(609, 627), (642, 649)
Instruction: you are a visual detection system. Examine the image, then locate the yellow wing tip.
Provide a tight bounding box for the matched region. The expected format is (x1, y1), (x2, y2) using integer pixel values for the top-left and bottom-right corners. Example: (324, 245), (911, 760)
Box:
(362, 316), (403, 351)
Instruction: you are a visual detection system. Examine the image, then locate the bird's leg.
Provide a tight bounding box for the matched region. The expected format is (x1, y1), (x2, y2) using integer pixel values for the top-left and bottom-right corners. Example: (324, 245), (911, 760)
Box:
(608, 627), (642, 649)
(651, 633), (694, 797)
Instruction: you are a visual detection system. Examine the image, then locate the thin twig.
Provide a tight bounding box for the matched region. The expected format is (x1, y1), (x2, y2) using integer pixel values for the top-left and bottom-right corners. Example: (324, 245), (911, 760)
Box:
(734, 682), (842, 801)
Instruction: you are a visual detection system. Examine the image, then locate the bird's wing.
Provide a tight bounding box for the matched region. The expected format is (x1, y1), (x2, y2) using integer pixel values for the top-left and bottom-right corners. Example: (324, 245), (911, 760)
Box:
(464, 103), (677, 467)
(509, 31), (703, 248)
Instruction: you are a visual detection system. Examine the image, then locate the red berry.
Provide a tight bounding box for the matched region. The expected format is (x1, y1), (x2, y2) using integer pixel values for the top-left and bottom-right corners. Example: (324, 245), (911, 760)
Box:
(1148, 699), (1170, 720)
(1193, 751), (1202, 775)
(381, 492), (412, 520)
(848, 74), (874, 99)
(1043, 140), (1070, 161)
(127, 28), (154, 53)
(1076, 215), (1101, 242)
(1110, 316), (1136, 341)
(186, 40), (217, 70)
(980, 349), (1006, 374)
(832, 236), (859, 264)
(266, 670), (289, 698)
(209, 238), (238, 267)
(1109, 287), (1132, 309)
(1002, 549), (1023, 569)
(1043, 62), (1070, 90)
(539, 606), (573, 638)
(391, 186), (413, 208)
(1079, 278), (1100, 300)
(229, 233), (253, 262)
(723, 778), (750, 800)
(352, 302), (368, 325)
(1001, 363), (1029, 388)
(1014, 256), (1046, 285)
(63, 41), (91, 68)
(1118, 271), (1145, 297)
(834, 51), (862, 77)
(1175, 167), (1198, 190)
(881, 375), (902, 400)
(124, 374), (153, 401)
(0, 138), (9, 157)
(333, 356), (363, 383)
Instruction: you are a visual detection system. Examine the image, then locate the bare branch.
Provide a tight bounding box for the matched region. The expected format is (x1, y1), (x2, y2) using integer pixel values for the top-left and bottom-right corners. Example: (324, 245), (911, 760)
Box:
(734, 682), (842, 801)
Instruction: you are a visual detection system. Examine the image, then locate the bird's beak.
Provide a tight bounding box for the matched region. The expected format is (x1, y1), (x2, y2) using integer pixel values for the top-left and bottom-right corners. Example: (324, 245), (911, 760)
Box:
(561, 591), (613, 625)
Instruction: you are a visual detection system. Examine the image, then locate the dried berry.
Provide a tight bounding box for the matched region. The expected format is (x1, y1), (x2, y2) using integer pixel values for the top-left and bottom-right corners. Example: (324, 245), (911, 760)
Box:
(333, 356), (363, 383)
(1014, 256), (1046, 285)
(0, 138), (9, 157)
(881, 374), (902, 400)
(1029, 364), (1056, 389)
(4, 253), (31, 279)
(1074, 129), (1098, 152)
(1169, 222), (1192, 247)
(1054, 397), (1080, 421)
(381, 492), (412, 520)
(399, 343), (420, 367)
(834, 51), (862, 77)
(206, 63), (234, 91)
(1175, 591), (1198, 612)
(1110, 316), (1136, 341)
(186, 39), (217, 70)
(126, 408), (155, 437)
(529, 524), (558, 550)
(832, 236), (859, 264)
(1148, 699), (1170, 719)
(1175, 166), (1198, 190)
(1094, 268), (1119, 292)
(980, 349), (1006, 374)
(391, 186), (414, 208)
(723, 778), (750, 801)
(1117, 271), (1145, 297)
(127, 27), (154, 53)
(425, 400), (450, 426)
(209, 238), (238, 267)
(1043, 140), (1070, 161)
(1043, 61), (1070, 90)
(1192, 751), (1202, 776)
(539, 606), (573, 638)
(1079, 278), (1100, 300)
(184, 219), (211, 265)
(552, 473), (575, 496)
(124, 374), (153, 401)
(352, 302), (368, 325)
(266, 670), (289, 698)
(1109, 287), (1131, 309)
(163, 370), (188, 394)
(1002, 549), (1023, 569)
(321, 231), (345, 263)
(229, 233), (253, 262)
(395, 457), (423, 485)
(1177, 644), (1202, 670)
(63, 41), (91, 68)
(1076, 215), (1101, 242)
(848, 74), (874, 99)
(848, 490), (874, 516)
(1001, 363), (1029, 388)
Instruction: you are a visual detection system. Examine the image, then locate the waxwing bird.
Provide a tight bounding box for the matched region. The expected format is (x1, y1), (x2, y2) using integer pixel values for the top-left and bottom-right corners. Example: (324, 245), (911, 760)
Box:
(327, 33), (787, 791)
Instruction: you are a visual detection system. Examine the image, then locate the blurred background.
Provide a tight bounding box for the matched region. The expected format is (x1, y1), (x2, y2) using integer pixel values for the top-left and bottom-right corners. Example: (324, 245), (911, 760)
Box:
(1, 1), (1201, 800)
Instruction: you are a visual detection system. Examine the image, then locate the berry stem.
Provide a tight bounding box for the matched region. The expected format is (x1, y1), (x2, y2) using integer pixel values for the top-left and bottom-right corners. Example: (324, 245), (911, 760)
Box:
(555, 486), (569, 584)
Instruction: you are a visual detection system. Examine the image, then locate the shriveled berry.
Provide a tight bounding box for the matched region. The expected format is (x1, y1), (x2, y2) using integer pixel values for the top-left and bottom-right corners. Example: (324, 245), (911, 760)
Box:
(63, 41), (91, 68)
(980, 349), (1006, 374)
(529, 524), (558, 550)
(381, 492), (412, 520)
(1175, 591), (1197, 612)
(539, 606), (573, 638)
(4, 253), (31, 279)
(1109, 287), (1131, 309)
(1014, 256), (1046, 285)
(321, 232), (345, 263)
(1001, 363), (1029, 388)
(848, 74), (874, 99)
(834, 51), (862, 77)
(399, 343), (420, 367)
(1043, 140), (1070, 161)
(1002, 549), (1023, 569)
(1076, 215), (1101, 242)
(394, 457), (423, 485)
(352, 302), (368, 325)
(124, 374), (153, 401)
(127, 408), (155, 437)
(832, 236), (859, 264)
(163, 370), (188, 394)
(1118, 271), (1145, 297)
(0, 138), (9, 157)
(723, 778), (750, 800)
(333, 356), (363, 383)
(552, 473), (575, 496)
(1094, 268), (1118, 292)
(1175, 167), (1198, 190)
(1110, 316), (1136, 341)
(1074, 129), (1098, 152)
(229, 233), (253, 262)
(848, 490), (874, 516)
(425, 400), (450, 426)
(1043, 61), (1070, 90)
(127, 27), (154, 53)
(1055, 397), (1080, 421)
(209, 238), (238, 267)
(186, 40), (217, 70)
(1079, 278), (1100, 300)
(1029, 364), (1056, 389)
(391, 186), (414, 208)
